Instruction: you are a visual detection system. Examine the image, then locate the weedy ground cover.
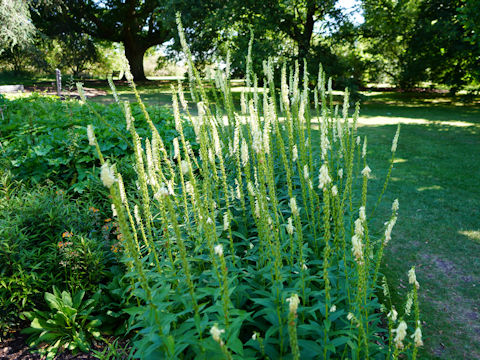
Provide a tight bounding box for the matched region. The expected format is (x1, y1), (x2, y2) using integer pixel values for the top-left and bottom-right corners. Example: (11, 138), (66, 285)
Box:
(76, 17), (423, 359)
(0, 93), (187, 192)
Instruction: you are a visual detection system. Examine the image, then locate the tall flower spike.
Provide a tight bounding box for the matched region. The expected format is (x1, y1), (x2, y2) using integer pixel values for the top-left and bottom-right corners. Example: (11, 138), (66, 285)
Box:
(393, 321), (408, 349)
(408, 267), (420, 289)
(318, 164), (331, 190)
(100, 162), (116, 188)
(361, 165), (372, 178)
(87, 125), (95, 146)
(290, 197), (299, 216)
(214, 244), (223, 257)
(412, 323), (423, 347)
(392, 199), (399, 213)
(210, 324), (225, 345)
(392, 125), (400, 152)
(241, 139), (249, 166)
(351, 234), (364, 264)
(286, 217), (294, 235)
(286, 294), (300, 314)
(292, 145), (298, 162)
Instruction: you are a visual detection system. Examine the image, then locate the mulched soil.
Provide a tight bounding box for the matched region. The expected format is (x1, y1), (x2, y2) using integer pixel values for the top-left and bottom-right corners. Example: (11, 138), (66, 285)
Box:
(0, 331), (101, 360)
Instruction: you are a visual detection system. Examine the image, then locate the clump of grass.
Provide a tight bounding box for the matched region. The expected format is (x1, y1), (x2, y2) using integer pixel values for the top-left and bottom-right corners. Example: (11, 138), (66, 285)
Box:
(82, 15), (423, 359)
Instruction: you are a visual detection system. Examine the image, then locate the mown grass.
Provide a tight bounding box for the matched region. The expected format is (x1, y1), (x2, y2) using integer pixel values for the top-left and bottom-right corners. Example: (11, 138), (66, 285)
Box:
(357, 93), (480, 359)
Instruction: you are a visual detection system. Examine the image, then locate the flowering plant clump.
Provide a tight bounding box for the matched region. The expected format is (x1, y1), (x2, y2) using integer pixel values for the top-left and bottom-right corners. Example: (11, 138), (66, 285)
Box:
(82, 14), (422, 359)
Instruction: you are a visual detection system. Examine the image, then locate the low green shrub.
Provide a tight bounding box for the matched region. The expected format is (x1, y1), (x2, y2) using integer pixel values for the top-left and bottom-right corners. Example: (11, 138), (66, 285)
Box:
(0, 178), (123, 335)
(82, 17), (423, 359)
(0, 93), (188, 192)
(22, 287), (103, 359)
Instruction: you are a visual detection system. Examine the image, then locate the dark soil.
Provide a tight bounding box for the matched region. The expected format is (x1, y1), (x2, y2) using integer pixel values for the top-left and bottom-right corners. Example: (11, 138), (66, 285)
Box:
(0, 331), (101, 360)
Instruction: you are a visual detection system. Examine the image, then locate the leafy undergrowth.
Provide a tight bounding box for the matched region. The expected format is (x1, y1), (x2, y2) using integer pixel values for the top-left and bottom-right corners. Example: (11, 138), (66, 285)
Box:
(0, 93), (192, 192)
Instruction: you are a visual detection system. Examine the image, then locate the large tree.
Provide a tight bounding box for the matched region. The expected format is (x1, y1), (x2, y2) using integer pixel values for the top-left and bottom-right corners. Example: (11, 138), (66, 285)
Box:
(32, 0), (183, 80)
(0, 0), (36, 52)
(400, 0), (480, 92)
(170, 0), (345, 78)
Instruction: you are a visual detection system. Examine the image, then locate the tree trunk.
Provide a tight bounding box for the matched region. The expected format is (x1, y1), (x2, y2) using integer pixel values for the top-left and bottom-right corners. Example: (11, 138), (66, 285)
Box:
(123, 40), (147, 81)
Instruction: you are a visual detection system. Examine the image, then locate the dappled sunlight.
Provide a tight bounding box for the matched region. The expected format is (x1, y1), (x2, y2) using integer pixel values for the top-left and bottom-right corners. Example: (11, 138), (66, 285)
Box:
(356, 116), (477, 127)
(417, 185), (443, 192)
(459, 230), (480, 243)
(393, 158), (408, 164)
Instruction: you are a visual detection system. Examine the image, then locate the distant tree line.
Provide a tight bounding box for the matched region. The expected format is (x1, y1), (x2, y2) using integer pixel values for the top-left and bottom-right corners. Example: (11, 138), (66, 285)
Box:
(0, 0), (478, 93)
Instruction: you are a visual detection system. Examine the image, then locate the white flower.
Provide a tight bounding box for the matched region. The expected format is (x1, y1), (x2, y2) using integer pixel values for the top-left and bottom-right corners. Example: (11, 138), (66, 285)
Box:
(393, 321), (407, 349)
(173, 137), (180, 160)
(392, 199), (399, 213)
(210, 324), (225, 344)
(254, 199), (260, 218)
(286, 217), (294, 235)
(318, 164), (331, 190)
(154, 186), (169, 200)
(86, 125), (95, 146)
(290, 197), (299, 216)
(392, 125), (400, 152)
(354, 218), (364, 237)
(405, 291), (414, 316)
(362, 137), (367, 158)
(249, 243), (254, 249)
(359, 206), (366, 222)
(347, 312), (354, 321)
(303, 165), (309, 180)
(223, 212), (229, 231)
(361, 165), (371, 178)
(252, 332), (257, 341)
(330, 305), (337, 313)
(292, 145), (298, 162)
(206, 217), (214, 225)
(302, 263), (308, 270)
(387, 308), (398, 322)
(408, 267), (420, 289)
(412, 325), (423, 347)
(134, 205), (141, 225)
(124, 102), (133, 131)
(214, 244), (223, 257)
(111, 203), (117, 217)
(384, 216), (397, 245)
(351, 234), (364, 264)
(286, 293), (300, 313)
(332, 185), (338, 197)
(241, 139), (249, 166)
(240, 92), (247, 114)
(180, 160), (189, 175)
(338, 168), (343, 179)
(356, 136), (360, 145)
(234, 179), (241, 200)
(100, 162), (116, 188)
(247, 181), (255, 196)
(76, 82), (86, 102)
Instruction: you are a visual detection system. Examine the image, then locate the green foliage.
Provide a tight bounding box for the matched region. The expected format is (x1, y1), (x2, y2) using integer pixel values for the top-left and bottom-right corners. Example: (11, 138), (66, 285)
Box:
(400, 0), (480, 92)
(86, 20), (422, 359)
(0, 0), (35, 52)
(0, 179), (118, 333)
(22, 287), (102, 359)
(0, 94), (181, 192)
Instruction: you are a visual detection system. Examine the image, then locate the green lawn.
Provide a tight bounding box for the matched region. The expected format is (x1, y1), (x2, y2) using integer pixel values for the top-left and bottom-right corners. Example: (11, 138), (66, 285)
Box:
(357, 93), (480, 359)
